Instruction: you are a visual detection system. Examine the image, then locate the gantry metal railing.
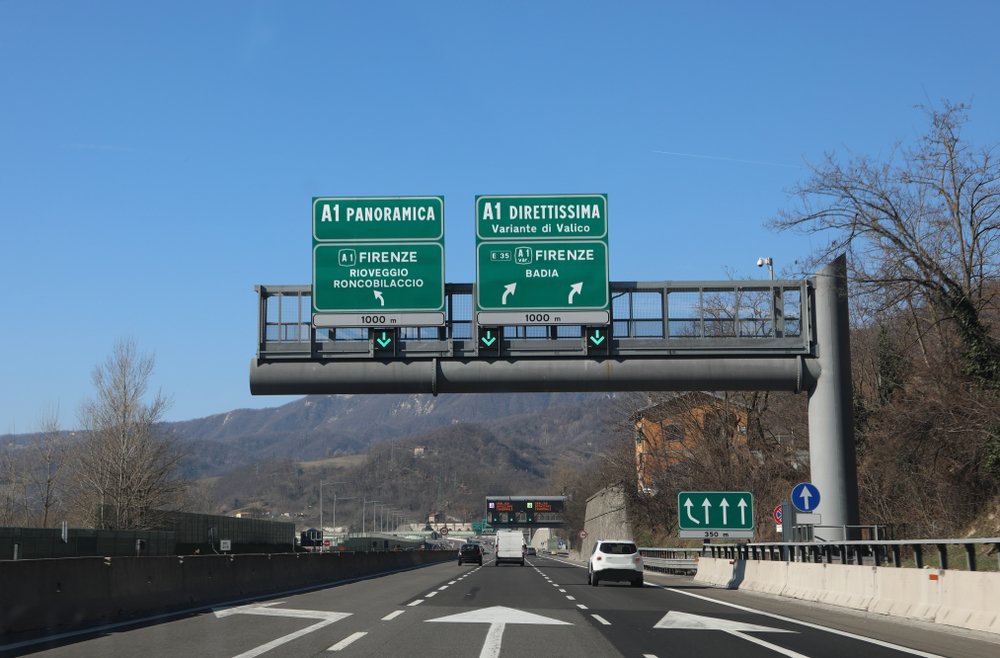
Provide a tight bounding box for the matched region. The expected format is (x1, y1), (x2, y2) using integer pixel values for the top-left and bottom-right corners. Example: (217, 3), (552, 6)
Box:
(256, 280), (813, 361)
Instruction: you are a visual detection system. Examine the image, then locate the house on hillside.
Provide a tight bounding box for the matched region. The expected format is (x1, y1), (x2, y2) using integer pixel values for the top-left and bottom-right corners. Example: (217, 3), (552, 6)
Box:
(633, 392), (749, 494)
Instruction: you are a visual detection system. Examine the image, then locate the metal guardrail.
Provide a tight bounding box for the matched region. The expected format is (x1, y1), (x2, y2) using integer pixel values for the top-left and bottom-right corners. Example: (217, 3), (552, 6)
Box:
(639, 547), (700, 574)
(705, 537), (1000, 572)
(256, 280), (811, 360)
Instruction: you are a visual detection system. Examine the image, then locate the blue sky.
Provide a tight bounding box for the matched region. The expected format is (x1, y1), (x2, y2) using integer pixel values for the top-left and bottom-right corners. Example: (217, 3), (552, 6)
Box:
(3, 1), (998, 432)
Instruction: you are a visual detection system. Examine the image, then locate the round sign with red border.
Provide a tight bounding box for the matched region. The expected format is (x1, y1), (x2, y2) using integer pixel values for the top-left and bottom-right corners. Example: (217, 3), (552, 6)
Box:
(773, 505), (782, 524)
(579, 530), (588, 539)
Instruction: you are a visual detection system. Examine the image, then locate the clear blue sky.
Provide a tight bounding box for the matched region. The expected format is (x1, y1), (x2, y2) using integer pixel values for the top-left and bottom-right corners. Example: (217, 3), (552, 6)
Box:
(3, 1), (998, 433)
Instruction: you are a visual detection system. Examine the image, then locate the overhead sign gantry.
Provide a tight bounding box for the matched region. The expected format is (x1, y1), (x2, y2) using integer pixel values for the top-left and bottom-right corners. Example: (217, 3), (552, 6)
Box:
(254, 191), (860, 541)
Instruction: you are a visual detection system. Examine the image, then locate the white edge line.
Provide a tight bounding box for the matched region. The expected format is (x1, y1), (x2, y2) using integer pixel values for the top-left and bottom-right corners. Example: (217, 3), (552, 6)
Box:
(666, 587), (948, 658)
(328, 631), (367, 651)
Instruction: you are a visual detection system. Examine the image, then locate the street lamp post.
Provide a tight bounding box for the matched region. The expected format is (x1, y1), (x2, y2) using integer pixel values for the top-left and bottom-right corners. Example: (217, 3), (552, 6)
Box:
(319, 481), (347, 552)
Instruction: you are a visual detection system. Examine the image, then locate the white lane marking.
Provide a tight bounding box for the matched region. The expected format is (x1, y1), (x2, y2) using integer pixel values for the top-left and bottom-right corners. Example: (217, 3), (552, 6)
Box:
(566, 596), (576, 601)
(213, 603), (351, 658)
(558, 588), (567, 593)
(407, 599), (424, 607)
(726, 630), (809, 658)
(382, 610), (405, 621)
(426, 591), (438, 598)
(644, 654), (658, 658)
(667, 588), (948, 658)
(592, 614), (612, 626)
(577, 604), (588, 610)
(427, 606), (572, 658)
(448, 580), (457, 585)
(438, 585), (449, 590)
(654, 611), (803, 658)
(328, 631), (367, 651)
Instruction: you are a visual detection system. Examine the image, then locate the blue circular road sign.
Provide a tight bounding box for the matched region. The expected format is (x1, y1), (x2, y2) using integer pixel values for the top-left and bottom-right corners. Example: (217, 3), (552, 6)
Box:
(791, 482), (821, 513)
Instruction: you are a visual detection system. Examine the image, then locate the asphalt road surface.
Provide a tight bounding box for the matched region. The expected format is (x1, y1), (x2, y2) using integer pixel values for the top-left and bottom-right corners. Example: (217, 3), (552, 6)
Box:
(6, 555), (1000, 657)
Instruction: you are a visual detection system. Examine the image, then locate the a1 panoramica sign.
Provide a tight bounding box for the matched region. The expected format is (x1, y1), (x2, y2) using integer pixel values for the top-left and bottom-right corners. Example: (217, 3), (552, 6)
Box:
(475, 194), (610, 325)
(312, 196), (445, 326)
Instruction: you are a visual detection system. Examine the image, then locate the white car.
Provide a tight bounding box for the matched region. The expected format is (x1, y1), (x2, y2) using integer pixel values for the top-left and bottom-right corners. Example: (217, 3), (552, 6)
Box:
(588, 539), (643, 587)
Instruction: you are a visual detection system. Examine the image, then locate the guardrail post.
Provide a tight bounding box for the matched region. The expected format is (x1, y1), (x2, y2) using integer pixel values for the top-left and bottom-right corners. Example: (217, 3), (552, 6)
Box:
(891, 545), (901, 567)
(937, 544), (948, 570)
(963, 544), (977, 571)
(914, 544), (924, 568)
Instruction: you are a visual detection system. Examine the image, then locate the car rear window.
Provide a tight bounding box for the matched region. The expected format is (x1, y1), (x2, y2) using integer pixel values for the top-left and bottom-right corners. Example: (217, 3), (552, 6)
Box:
(599, 542), (637, 555)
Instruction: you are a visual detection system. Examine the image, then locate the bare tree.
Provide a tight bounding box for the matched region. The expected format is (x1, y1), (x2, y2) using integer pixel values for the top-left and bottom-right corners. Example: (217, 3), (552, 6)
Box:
(771, 102), (1000, 389)
(26, 409), (65, 527)
(71, 339), (185, 529)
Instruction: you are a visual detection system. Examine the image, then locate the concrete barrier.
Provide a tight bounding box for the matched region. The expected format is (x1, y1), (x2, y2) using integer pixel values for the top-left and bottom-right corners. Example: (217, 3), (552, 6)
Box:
(693, 556), (742, 588)
(870, 567), (939, 621)
(815, 563), (876, 610)
(934, 569), (1000, 634)
(694, 557), (999, 636)
(0, 551), (453, 638)
(780, 561), (828, 603)
(740, 559), (787, 596)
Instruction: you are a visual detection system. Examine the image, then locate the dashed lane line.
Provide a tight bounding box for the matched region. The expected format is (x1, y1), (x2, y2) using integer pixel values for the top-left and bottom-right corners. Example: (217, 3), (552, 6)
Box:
(328, 631), (367, 651)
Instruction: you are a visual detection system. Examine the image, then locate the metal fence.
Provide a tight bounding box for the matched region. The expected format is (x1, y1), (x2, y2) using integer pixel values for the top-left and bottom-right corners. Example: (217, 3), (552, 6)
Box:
(705, 537), (1000, 572)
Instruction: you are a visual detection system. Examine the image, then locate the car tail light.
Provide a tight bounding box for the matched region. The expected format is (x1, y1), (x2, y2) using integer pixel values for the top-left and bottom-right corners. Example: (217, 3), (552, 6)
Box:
(595, 556), (602, 561)
(634, 556), (642, 563)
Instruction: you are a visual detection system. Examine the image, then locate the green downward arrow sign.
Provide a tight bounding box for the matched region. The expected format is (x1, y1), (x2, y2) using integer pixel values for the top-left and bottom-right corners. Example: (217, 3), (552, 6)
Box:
(590, 330), (606, 346)
(376, 332), (392, 348)
(481, 330), (497, 347)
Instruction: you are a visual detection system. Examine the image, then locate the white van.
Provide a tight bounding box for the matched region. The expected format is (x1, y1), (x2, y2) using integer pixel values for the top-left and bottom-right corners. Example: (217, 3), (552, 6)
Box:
(494, 530), (525, 566)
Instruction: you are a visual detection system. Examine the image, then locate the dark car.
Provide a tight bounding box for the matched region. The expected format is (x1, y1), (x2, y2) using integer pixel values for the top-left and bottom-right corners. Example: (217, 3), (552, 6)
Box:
(458, 542), (484, 566)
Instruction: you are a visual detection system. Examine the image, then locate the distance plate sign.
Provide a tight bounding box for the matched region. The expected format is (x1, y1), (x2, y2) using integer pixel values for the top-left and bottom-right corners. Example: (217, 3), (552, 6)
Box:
(312, 243), (444, 314)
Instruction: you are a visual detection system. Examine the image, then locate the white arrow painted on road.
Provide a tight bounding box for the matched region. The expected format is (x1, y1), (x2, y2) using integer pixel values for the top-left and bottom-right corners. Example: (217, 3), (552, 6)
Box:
(738, 497), (748, 525)
(214, 602), (351, 658)
(684, 498), (700, 525)
(568, 282), (583, 304)
(427, 606), (571, 658)
(720, 498), (730, 525)
(702, 498), (712, 525)
(373, 290), (385, 306)
(502, 283), (517, 305)
(654, 611), (806, 658)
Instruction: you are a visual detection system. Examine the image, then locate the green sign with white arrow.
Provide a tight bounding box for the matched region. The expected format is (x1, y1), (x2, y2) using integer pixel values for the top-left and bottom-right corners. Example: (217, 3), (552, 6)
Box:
(677, 491), (754, 539)
(475, 194), (610, 326)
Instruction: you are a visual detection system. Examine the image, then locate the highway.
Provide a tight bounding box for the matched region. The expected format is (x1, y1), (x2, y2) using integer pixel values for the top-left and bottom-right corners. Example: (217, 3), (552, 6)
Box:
(8, 555), (999, 658)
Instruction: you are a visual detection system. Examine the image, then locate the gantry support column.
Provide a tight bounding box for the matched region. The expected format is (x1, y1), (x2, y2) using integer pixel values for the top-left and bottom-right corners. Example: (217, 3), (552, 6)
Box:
(807, 255), (860, 540)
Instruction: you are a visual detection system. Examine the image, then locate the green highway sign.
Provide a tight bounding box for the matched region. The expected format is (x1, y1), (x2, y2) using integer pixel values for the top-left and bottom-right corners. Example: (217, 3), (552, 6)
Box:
(476, 194), (610, 325)
(313, 243), (445, 315)
(677, 491), (754, 539)
(476, 194), (607, 240)
(314, 196), (443, 242)
(312, 196), (445, 324)
(476, 241), (608, 311)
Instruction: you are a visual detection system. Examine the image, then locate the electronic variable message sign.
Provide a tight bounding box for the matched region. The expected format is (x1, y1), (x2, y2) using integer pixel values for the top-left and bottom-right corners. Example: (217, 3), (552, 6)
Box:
(485, 496), (566, 527)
